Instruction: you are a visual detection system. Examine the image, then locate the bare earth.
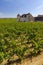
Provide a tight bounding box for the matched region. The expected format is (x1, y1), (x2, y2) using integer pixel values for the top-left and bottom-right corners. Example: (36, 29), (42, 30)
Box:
(13, 52), (43, 65)
(1, 52), (43, 65)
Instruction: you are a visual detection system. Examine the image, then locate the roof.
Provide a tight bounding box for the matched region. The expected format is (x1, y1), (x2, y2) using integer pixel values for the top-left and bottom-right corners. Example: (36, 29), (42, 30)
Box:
(17, 13), (33, 18)
(21, 13), (33, 17)
(38, 15), (43, 17)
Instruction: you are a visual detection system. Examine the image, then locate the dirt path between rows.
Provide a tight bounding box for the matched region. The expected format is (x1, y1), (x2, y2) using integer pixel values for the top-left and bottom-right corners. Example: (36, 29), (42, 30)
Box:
(1, 52), (43, 65)
(13, 52), (43, 65)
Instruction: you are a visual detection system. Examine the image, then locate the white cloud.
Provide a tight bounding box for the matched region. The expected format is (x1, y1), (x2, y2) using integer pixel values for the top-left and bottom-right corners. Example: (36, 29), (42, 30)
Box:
(32, 4), (43, 16)
(0, 13), (5, 18)
(0, 12), (16, 18)
(35, 4), (43, 11)
(0, 12), (4, 15)
(0, 12), (5, 18)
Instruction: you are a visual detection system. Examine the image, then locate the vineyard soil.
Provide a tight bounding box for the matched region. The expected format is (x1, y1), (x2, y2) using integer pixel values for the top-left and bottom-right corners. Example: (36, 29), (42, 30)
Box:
(1, 52), (43, 65)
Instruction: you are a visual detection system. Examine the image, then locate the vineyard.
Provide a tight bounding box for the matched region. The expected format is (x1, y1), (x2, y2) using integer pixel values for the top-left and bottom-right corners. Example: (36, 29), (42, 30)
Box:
(0, 18), (43, 64)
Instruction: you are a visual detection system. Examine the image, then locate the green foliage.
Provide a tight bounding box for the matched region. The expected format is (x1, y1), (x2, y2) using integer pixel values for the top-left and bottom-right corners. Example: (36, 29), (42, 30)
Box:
(0, 18), (43, 63)
(32, 40), (41, 55)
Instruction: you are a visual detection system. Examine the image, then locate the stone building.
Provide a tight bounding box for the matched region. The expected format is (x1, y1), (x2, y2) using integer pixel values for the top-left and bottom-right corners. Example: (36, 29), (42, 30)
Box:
(17, 13), (34, 22)
(35, 15), (43, 21)
(17, 13), (43, 22)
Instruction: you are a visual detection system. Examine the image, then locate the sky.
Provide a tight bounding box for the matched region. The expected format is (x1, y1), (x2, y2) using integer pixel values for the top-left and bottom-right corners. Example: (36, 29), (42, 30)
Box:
(0, 0), (43, 18)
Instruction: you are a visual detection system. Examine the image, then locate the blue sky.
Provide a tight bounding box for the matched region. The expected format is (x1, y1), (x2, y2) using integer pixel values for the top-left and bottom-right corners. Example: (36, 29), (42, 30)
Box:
(0, 0), (43, 18)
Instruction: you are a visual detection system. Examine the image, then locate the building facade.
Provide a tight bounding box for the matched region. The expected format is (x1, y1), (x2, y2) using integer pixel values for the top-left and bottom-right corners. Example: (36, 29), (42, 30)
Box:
(17, 13), (43, 22)
(17, 13), (34, 22)
(35, 15), (43, 21)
